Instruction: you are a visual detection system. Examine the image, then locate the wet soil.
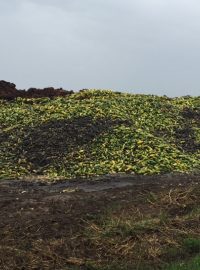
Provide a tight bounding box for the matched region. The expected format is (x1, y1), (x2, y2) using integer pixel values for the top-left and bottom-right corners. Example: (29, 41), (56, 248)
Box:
(17, 117), (131, 171)
(0, 174), (200, 269)
(174, 107), (200, 152)
(155, 107), (200, 153)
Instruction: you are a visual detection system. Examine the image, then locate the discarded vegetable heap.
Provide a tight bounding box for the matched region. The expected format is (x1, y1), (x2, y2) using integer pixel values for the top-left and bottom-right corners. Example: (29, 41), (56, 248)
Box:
(0, 89), (199, 180)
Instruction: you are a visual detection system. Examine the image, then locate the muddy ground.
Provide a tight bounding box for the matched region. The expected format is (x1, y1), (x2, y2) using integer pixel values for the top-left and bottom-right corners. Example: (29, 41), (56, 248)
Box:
(0, 174), (200, 270)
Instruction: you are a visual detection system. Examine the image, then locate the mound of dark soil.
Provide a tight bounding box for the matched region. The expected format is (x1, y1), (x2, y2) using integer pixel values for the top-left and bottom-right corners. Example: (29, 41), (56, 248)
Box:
(17, 116), (131, 171)
(175, 108), (200, 152)
(0, 81), (18, 99)
(0, 80), (74, 100)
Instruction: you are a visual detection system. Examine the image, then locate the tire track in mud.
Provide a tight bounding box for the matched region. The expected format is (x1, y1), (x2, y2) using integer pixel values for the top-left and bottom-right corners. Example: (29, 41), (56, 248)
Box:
(1, 173), (199, 199)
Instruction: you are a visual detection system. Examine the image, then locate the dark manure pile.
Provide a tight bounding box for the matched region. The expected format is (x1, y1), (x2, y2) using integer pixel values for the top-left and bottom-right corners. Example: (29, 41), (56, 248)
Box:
(174, 107), (200, 152)
(156, 107), (200, 153)
(18, 116), (131, 174)
(0, 80), (73, 100)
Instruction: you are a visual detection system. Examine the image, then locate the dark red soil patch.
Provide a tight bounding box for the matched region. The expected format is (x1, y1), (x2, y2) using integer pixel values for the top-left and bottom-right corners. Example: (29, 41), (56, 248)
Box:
(182, 107), (200, 124)
(174, 107), (200, 152)
(175, 127), (200, 152)
(0, 80), (73, 100)
(155, 107), (200, 153)
(15, 116), (131, 172)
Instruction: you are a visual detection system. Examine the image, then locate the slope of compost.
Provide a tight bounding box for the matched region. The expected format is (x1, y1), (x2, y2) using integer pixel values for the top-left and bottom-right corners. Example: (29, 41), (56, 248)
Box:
(17, 116), (131, 172)
(0, 85), (200, 180)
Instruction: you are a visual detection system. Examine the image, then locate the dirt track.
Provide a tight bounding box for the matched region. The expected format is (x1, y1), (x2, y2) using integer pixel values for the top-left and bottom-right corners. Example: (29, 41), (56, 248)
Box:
(0, 174), (200, 269)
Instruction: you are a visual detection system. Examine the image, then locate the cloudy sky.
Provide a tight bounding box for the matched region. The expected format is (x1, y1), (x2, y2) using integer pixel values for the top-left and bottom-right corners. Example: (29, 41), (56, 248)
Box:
(0, 0), (200, 96)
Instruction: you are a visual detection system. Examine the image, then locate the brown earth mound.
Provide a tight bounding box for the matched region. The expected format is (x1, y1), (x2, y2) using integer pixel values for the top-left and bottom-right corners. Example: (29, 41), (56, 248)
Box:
(0, 80), (18, 99)
(0, 80), (74, 100)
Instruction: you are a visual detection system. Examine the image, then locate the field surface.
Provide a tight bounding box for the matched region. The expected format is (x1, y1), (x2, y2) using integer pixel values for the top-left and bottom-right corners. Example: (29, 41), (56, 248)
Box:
(0, 174), (200, 269)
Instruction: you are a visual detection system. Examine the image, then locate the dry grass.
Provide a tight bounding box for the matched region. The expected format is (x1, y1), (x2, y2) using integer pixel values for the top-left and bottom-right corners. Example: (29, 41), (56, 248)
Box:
(83, 184), (200, 269)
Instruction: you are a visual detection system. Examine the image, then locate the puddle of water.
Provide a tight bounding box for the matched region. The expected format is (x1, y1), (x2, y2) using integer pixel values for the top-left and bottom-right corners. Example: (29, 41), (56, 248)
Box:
(1, 173), (199, 194)
(0, 176), (139, 193)
(54, 180), (135, 192)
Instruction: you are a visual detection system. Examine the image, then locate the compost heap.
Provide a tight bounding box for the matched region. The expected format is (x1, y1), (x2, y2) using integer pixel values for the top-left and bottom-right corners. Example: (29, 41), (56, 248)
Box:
(0, 81), (200, 180)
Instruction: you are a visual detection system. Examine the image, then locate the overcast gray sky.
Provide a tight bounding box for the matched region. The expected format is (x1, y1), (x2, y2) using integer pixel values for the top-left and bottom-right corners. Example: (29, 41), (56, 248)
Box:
(0, 0), (200, 96)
